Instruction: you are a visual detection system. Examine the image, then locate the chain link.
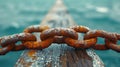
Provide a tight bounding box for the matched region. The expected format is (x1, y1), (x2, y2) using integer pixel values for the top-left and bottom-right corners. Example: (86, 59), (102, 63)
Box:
(0, 25), (120, 55)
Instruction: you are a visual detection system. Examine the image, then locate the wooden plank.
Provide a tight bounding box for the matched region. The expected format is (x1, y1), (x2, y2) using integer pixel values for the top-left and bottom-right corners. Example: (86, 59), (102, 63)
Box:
(15, 0), (104, 67)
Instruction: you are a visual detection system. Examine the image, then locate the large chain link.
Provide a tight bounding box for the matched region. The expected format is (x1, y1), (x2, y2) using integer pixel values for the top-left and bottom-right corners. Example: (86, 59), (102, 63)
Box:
(0, 25), (120, 55)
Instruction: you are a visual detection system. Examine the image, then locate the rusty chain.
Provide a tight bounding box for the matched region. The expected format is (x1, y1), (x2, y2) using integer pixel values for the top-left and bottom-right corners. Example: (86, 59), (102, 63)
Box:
(0, 25), (120, 55)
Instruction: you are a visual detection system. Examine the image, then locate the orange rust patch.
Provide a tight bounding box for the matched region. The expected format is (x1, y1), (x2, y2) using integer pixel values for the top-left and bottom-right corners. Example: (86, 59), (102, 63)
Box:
(27, 50), (36, 57)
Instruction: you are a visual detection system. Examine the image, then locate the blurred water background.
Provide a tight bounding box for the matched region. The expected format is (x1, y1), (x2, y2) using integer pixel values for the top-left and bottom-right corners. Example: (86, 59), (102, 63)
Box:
(0, 0), (120, 67)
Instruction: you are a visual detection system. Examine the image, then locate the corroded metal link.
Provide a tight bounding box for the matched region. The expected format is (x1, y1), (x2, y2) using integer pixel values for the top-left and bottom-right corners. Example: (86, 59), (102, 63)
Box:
(106, 40), (120, 52)
(91, 41), (110, 50)
(24, 25), (50, 33)
(70, 25), (90, 33)
(0, 44), (14, 55)
(23, 38), (54, 49)
(66, 26), (97, 48)
(40, 28), (78, 41)
(84, 30), (117, 41)
(0, 33), (36, 47)
(65, 37), (97, 48)
(0, 35), (53, 55)
(105, 34), (120, 52)
(84, 30), (118, 50)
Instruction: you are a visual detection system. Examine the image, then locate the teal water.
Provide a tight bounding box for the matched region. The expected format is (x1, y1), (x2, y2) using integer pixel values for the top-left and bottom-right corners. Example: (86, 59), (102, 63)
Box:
(0, 0), (120, 67)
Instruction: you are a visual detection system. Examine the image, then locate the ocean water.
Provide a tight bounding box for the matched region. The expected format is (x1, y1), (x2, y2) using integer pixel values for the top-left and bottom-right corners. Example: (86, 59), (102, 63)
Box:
(0, 0), (120, 67)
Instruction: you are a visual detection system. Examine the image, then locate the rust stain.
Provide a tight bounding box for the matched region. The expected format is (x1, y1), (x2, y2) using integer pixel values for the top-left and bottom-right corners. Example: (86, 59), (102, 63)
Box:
(27, 50), (36, 57)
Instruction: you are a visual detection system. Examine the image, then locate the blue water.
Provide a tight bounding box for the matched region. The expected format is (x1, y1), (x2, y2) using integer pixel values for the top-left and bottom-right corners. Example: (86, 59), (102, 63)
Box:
(0, 0), (120, 67)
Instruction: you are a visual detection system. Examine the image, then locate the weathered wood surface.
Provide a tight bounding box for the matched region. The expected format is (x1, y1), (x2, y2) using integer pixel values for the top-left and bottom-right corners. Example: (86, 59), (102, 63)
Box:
(15, 0), (104, 67)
